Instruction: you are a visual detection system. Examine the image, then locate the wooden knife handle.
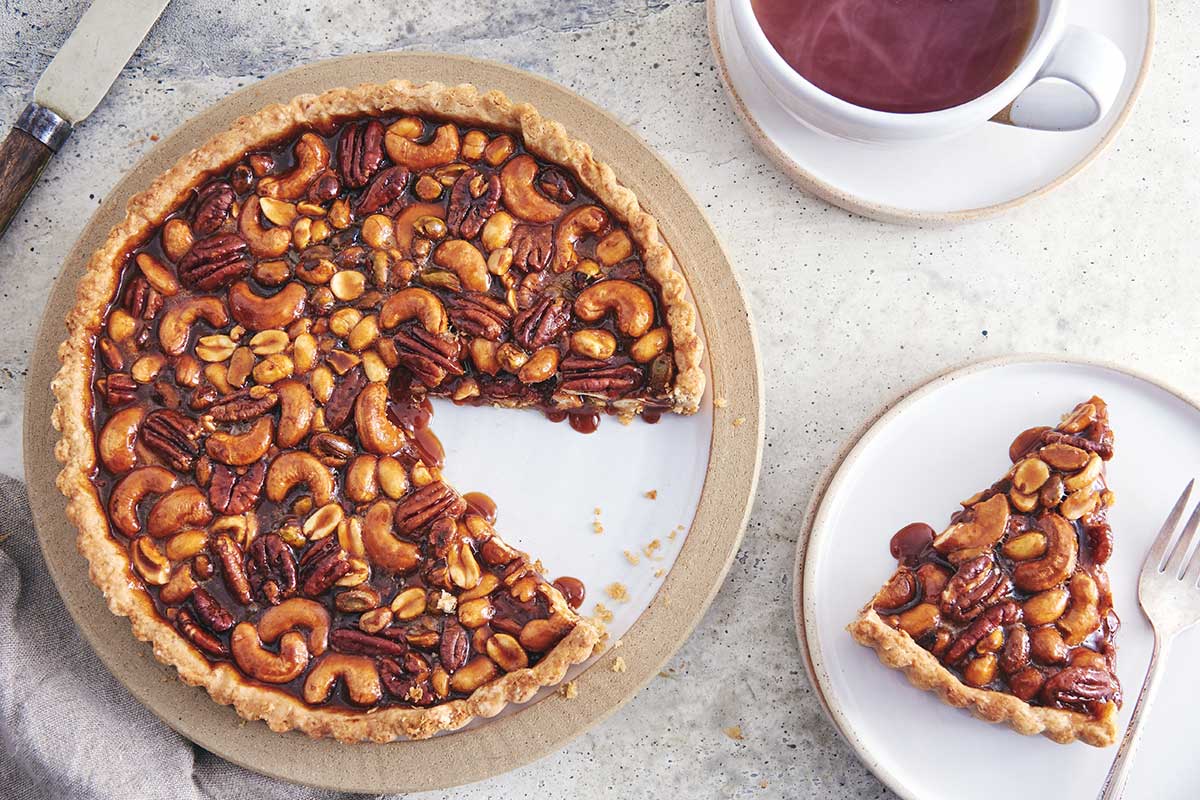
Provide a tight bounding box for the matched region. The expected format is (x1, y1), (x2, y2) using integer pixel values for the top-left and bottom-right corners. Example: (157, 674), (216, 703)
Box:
(0, 127), (53, 237)
(0, 103), (72, 239)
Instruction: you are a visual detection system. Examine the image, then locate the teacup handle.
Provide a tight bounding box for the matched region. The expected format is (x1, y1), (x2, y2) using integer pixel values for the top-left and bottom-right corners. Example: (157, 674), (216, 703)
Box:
(994, 25), (1127, 132)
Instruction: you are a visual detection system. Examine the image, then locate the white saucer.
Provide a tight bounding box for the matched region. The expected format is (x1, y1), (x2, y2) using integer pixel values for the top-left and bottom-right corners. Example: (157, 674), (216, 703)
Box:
(797, 357), (1200, 800)
(708, 1), (1155, 224)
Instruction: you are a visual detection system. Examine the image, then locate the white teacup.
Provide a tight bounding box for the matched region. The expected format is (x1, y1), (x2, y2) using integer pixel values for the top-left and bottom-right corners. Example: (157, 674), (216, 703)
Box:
(730, 0), (1127, 144)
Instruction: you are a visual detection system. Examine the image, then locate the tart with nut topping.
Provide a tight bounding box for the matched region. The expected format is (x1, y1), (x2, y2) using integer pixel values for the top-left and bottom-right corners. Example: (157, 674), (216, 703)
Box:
(849, 398), (1123, 746)
(51, 81), (705, 741)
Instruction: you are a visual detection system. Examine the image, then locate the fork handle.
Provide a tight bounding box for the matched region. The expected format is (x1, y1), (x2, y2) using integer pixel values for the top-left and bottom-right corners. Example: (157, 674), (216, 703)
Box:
(1100, 636), (1170, 799)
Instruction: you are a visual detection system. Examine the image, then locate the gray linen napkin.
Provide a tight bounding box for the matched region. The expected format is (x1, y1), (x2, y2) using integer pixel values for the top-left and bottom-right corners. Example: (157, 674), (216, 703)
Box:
(0, 476), (361, 800)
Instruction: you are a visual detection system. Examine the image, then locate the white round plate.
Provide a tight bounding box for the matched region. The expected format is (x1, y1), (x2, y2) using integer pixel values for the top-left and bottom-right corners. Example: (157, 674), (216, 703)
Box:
(798, 357), (1200, 799)
(708, 0), (1155, 223)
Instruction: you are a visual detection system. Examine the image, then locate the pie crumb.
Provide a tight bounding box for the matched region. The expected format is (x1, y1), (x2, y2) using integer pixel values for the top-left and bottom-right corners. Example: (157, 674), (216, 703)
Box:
(594, 603), (615, 623)
(435, 591), (457, 613)
(606, 582), (629, 602)
(723, 725), (744, 741)
(610, 656), (627, 673)
(559, 681), (578, 699)
(732, 416), (746, 428)
(623, 549), (640, 565)
(642, 539), (661, 559)
(714, 395), (728, 408)
(644, 489), (657, 499)
(759, 780), (769, 789)
(654, 568), (665, 578)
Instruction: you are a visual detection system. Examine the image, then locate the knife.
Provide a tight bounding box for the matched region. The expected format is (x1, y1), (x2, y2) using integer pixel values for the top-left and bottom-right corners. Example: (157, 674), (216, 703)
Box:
(0, 0), (172, 239)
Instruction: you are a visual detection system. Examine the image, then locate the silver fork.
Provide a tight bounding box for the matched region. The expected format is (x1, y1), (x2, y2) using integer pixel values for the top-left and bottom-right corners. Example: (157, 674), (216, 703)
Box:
(1101, 479), (1200, 799)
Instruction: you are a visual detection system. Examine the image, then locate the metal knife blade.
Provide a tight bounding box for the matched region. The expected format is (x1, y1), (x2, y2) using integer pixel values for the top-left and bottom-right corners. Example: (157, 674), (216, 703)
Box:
(33, 0), (172, 123)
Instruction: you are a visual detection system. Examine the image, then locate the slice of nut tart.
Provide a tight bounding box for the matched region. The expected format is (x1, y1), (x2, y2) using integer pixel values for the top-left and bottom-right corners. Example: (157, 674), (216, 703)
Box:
(51, 81), (706, 741)
(848, 397), (1122, 747)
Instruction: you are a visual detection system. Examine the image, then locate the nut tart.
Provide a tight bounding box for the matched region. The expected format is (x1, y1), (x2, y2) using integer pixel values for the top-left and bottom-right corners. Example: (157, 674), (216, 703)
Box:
(848, 397), (1123, 747)
(51, 81), (705, 741)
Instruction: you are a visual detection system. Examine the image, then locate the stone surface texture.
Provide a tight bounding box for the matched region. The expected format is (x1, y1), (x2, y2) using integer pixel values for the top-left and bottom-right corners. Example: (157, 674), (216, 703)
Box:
(0, 1), (1195, 798)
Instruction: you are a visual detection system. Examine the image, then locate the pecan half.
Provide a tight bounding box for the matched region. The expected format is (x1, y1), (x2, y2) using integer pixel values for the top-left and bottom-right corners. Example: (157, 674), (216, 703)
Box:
(191, 586), (235, 632)
(299, 537), (352, 597)
(510, 224), (554, 272)
(940, 554), (1008, 623)
(331, 628), (408, 657)
(1082, 513), (1114, 566)
(394, 326), (464, 388)
(537, 166), (576, 204)
(323, 368), (368, 431)
(512, 294), (569, 350)
(178, 233), (252, 291)
(395, 481), (468, 535)
(356, 165), (410, 216)
(336, 119), (387, 189)
(104, 373), (138, 407)
(379, 657), (435, 705)
(447, 292), (512, 340)
(247, 533), (298, 605)
(176, 608), (228, 657)
(210, 534), (253, 606)
(559, 356), (643, 398)
(207, 390), (279, 422)
(1040, 429), (1114, 461)
(308, 432), (357, 467)
(192, 181), (237, 236)
(122, 276), (163, 320)
(208, 461), (266, 515)
(1041, 665), (1122, 713)
(141, 409), (204, 471)
(440, 619), (469, 672)
(944, 600), (1020, 664)
(447, 168), (501, 239)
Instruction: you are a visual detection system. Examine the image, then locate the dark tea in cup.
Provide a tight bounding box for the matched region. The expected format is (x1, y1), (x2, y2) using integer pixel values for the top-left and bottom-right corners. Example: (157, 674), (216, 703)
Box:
(750, 0), (1039, 114)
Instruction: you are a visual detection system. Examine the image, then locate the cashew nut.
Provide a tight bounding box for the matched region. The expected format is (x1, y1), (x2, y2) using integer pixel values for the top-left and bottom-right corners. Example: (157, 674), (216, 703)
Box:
(98, 406), (145, 474)
(303, 653), (382, 706)
(258, 597), (331, 656)
(355, 382), (406, 455)
(432, 239), (490, 293)
(275, 379), (315, 448)
(231, 622), (310, 683)
(109, 466), (179, 535)
(393, 202), (446, 254)
(1013, 512), (1079, 592)
(1056, 572), (1101, 645)
(158, 296), (230, 356)
(238, 195), (292, 258)
(228, 280), (307, 331)
(932, 494), (1009, 554)
(573, 279), (655, 339)
(258, 133), (330, 201)
(146, 486), (213, 538)
(385, 121), (459, 170)
(361, 500), (420, 572)
(380, 287), (447, 333)
(205, 417), (274, 466)
(500, 155), (563, 223)
(266, 451), (334, 505)
(552, 205), (609, 273)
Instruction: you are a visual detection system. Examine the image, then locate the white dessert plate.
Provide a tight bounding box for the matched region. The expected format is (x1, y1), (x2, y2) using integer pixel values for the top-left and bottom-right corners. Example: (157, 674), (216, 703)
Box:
(708, 0), (1155, 224)
(797, 357), (1200, 799)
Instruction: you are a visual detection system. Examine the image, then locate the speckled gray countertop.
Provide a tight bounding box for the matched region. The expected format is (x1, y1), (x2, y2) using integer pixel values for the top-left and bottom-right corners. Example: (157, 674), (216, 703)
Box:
(1, 1), (1196, 798)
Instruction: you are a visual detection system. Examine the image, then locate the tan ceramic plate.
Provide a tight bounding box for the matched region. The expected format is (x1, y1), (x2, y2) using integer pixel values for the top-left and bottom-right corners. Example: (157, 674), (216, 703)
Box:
(23, 52), (763, 792)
